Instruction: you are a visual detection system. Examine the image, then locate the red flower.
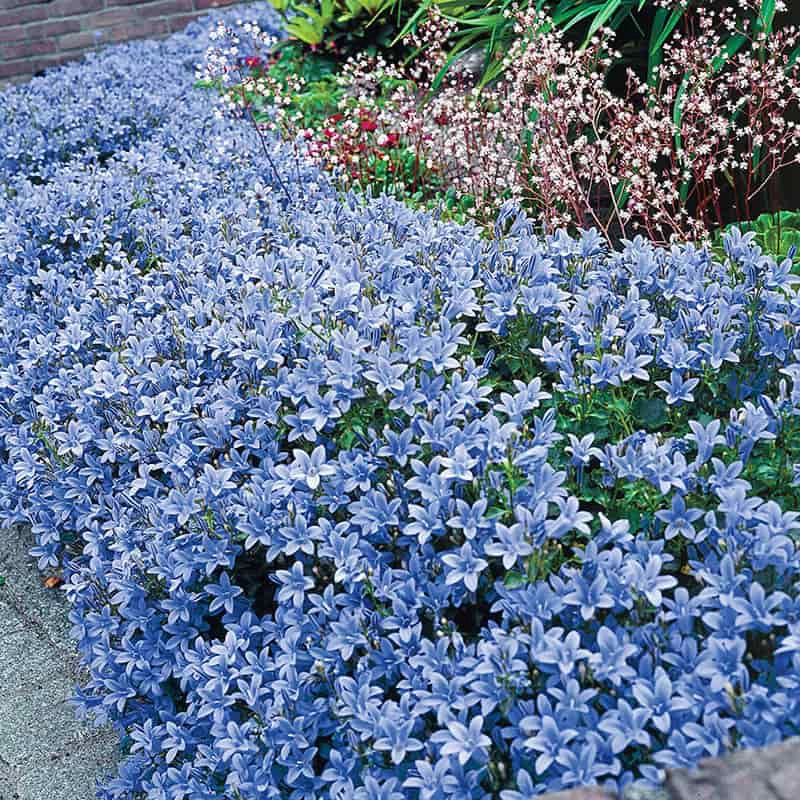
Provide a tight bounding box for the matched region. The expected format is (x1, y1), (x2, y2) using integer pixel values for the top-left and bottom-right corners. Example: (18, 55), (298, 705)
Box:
(360, 118), (378, 132)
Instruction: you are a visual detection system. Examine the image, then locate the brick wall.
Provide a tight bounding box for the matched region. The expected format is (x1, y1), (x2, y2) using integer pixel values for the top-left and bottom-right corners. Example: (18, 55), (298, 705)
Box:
(0, 0), (242, 81)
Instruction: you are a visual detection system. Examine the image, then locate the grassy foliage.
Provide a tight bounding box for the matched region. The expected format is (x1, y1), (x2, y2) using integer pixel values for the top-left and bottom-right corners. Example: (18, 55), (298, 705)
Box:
(268, 0), (419, 54)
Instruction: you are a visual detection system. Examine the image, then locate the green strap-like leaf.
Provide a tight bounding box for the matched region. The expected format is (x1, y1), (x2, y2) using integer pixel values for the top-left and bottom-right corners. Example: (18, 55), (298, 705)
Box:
(647, 6), (683, 87)
(429, 30), (484, 92)
(673, 73), (690, 204)
(581, 0), (625, 47)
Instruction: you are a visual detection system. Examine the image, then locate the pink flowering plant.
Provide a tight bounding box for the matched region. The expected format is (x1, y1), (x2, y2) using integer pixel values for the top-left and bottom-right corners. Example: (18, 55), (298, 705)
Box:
(200, 21), (446, 203)
(378, 1), (800, 241)
(206, 2), (800, 243)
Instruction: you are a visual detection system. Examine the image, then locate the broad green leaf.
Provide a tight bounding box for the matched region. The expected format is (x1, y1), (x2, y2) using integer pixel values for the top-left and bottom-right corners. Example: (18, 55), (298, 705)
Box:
(632, 396), (669, 430)
(758, 0), (777, 34)
(286, 18), (325, 45)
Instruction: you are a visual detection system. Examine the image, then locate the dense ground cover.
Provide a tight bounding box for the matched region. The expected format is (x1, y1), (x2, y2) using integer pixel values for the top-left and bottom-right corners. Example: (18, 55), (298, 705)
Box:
(0, 28), (207, 184)
(1, 4), (800, 800)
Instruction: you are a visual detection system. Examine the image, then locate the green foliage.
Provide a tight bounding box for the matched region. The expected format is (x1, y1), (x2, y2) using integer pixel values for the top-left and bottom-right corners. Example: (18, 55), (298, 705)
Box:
(227, 44), (478, 221)
(398, 0), (785, 89)
(268, 43), (342, 126)
(465, 305), (800, 545)
(719, 211), (800, 265)
(334, 396), (393, 449)
(269, 0), (419, 56)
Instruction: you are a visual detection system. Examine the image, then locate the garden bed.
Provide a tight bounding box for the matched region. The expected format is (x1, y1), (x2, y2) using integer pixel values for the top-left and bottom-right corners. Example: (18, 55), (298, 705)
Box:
(1, 3), (799, 800)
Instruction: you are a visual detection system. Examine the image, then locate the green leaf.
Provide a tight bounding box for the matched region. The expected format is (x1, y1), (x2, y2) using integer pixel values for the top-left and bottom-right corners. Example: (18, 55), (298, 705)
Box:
(758, 0), (777, 34)
(428, 30), (484, 92)
(581, 0), (624, 46)
(647, 6), (683, 87)
(627, 509), (642, 533)
(722, 210), (800, 262)
(551, 2), (606, 32)
(503, 571), (527, 589)
(580, 484), (611, 506)
(391, 0), (432, 45)
(632, 396), (669, 429)
(672, 74), (690, 203)
(286, 18), (326, 45)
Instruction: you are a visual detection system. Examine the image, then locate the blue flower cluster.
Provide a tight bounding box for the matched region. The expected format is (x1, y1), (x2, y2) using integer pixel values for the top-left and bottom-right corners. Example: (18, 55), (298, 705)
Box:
(0, 7), (279, 183)
(1, 9), (799, 800)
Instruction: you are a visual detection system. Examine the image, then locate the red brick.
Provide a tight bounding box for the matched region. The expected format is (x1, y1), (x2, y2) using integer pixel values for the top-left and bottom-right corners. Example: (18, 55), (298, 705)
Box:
(105, 0), (192, 8)
(149, 0), (194, 15)
(0, 23), (26, 42)
(89, 0), (192, 30)
(0, 57), (34, 79)
(29, 53), (79, 76)
(28, 18), (82, 39)
(0, 37), (55, 60)
(3, 72), (32, 84)
(88, 4), (144, 27)
(58, 29), (101, 50)
(0, 5), (49, 26)
(51, 0), (103, 15)
(167, 11), (201, 32)
(195, 0), (238, 9)
(0, 0), (251, 85)
(107, 17), (169, 42)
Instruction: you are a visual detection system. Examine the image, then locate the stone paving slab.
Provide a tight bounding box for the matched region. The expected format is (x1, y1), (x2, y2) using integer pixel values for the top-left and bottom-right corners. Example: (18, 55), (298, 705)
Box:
(541, 737), (800, 800)
(0, 526), (119, 800)
(664, 736), (800, 800)
(542, 784), (668, 800)
(0, 530), (74, 656)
